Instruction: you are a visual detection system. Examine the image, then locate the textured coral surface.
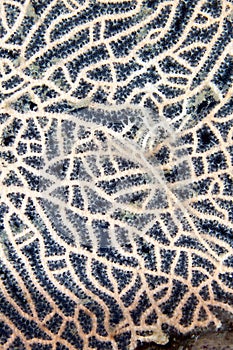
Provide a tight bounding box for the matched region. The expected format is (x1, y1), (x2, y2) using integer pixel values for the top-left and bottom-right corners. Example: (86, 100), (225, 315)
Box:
(0, 0), (233, 349)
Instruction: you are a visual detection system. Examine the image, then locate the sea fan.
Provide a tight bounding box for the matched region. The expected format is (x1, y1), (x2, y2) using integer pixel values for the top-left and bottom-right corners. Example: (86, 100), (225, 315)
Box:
(0, 0), (233, 349)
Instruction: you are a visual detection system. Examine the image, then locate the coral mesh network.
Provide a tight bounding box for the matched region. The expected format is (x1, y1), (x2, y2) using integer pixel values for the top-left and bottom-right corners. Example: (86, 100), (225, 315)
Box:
(0, 0), (233, 349)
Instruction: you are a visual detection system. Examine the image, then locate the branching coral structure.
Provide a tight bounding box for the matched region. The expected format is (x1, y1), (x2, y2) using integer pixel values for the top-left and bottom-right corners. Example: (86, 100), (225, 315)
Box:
(0, 0), (233, 349)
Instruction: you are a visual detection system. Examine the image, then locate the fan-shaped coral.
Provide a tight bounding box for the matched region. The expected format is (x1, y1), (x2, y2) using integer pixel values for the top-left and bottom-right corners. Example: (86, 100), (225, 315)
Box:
(0, 0), (233, 349)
